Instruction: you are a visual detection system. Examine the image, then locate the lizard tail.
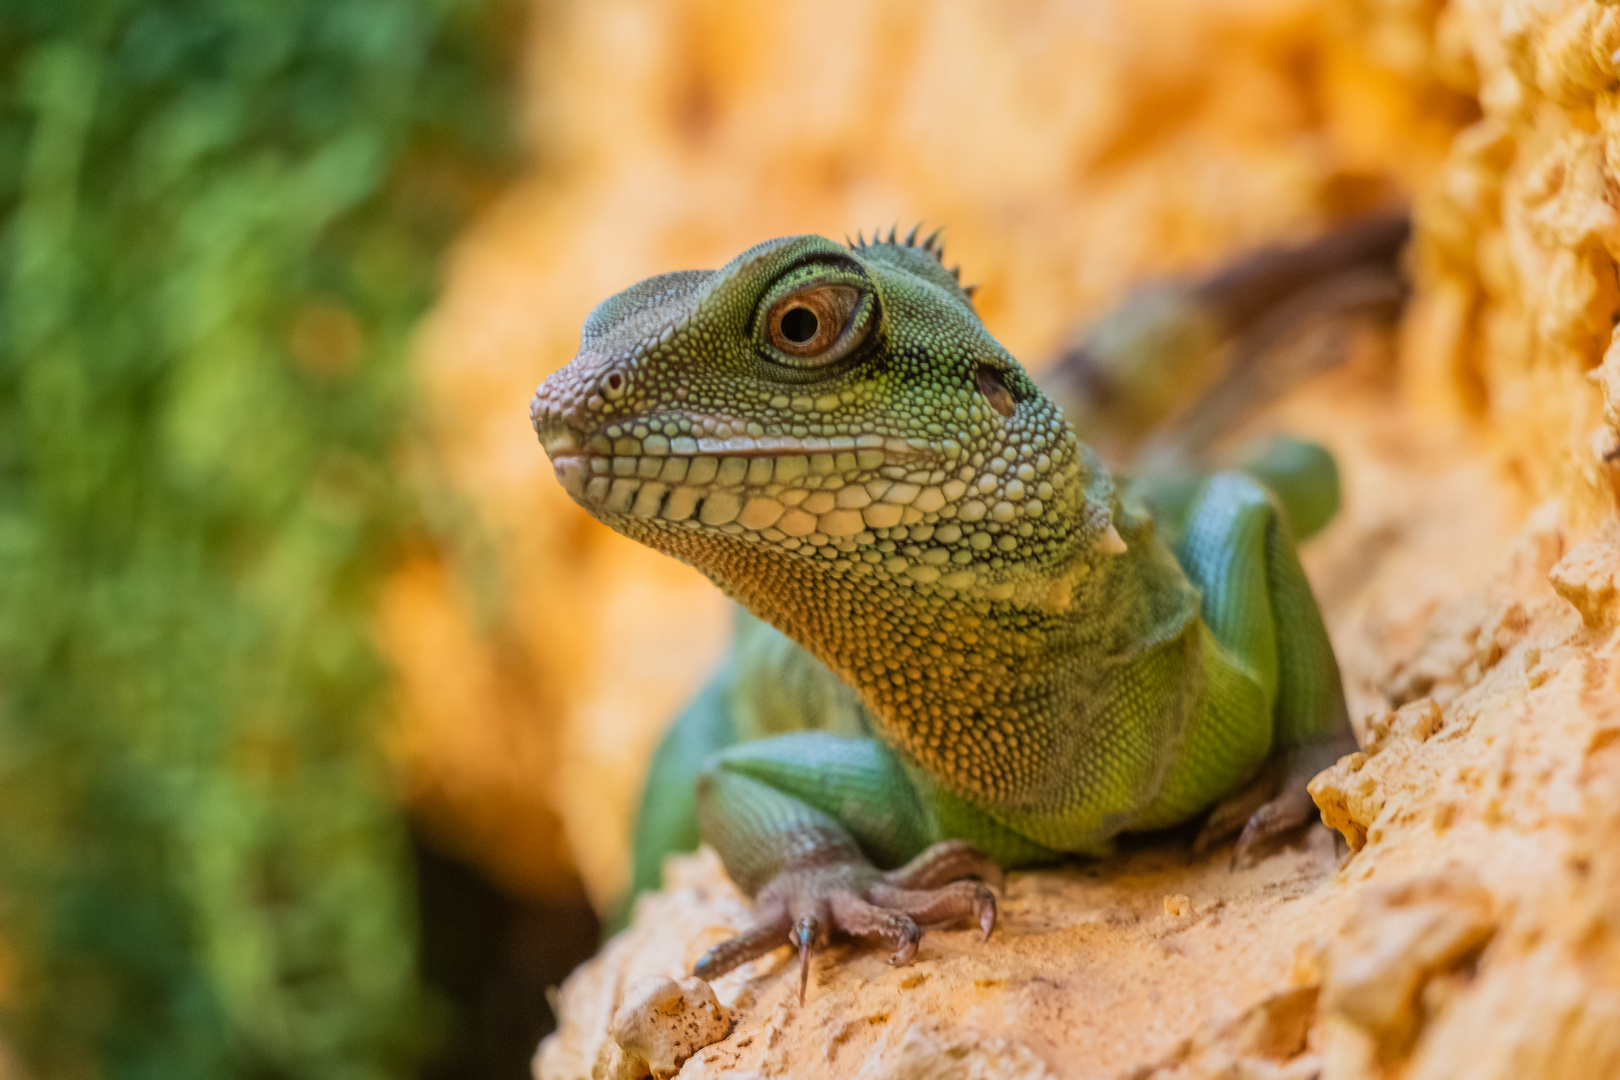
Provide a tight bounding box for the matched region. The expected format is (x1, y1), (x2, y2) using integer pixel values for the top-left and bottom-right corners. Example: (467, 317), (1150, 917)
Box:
(1041, 211), (1409, 461)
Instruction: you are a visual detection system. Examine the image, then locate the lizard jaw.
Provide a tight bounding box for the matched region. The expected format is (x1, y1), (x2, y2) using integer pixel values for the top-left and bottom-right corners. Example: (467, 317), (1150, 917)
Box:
(533, 408), (1100, 613)
(538, 419), (957, 532)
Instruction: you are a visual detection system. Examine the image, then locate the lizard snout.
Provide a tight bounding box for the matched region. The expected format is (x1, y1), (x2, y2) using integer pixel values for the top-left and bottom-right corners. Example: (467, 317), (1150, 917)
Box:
(531, 343), (640, 439)
(531, 349), (649, 507)
(530, 356), (601, 447)
(530, 374), (596, 503)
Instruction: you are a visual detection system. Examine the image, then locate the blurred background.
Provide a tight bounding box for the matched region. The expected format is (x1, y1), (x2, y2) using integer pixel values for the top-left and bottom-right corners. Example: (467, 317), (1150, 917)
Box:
(10, 0), (1604, 1077)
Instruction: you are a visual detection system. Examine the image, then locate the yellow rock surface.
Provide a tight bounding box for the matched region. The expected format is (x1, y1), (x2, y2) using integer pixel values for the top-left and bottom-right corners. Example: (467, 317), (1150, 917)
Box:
(1408, 0), (1620, 524)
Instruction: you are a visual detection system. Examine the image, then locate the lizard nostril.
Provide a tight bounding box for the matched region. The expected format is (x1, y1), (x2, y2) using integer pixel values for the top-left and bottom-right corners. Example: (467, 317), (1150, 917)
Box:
(601, 371), (627, 400)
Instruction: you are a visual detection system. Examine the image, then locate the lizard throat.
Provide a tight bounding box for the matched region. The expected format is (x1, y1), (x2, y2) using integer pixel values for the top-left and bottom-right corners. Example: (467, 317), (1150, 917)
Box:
(632, 509), (1120, 807)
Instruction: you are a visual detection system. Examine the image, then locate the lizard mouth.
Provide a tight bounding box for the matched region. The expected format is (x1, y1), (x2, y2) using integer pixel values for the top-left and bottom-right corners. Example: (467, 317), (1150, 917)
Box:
(543, 428), (957, 535)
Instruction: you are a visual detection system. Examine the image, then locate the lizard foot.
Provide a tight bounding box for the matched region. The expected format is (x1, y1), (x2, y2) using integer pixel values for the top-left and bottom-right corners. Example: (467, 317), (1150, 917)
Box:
(692, 840), (999, 1003)
(1194, 737), (1359, 868)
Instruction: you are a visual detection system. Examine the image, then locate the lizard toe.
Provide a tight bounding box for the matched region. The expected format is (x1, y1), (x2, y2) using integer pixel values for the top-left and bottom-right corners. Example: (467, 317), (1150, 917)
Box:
(1230, 781), (1318, 868)
(692, 905), (791, 982)
(1223, 736), (1361, 867)
(1193, 770), (1279, 857)
(869, 879), (997, 938)
(697, 846), (1002, 1002)
(882, 838), (1004, 892)
(828, 890), (922, 966)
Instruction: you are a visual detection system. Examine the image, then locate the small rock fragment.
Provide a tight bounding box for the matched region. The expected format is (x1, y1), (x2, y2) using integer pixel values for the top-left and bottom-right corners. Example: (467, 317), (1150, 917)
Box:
(1164, 894), (1193, 918)
(1309, 752), (1381, 851)
(1474, 600), (1530, 670)
(1524, 645), (1551, 688)
(1363, 698), (1444, 755)
(1321, 872), (1495, 1063)
(1401, 699), (1445, 742)
(1122, 985), (1321, 1078)
(599, 975), (732, 1080)
(853, 1020), (1055, 1079)
(1548, 524), (1620, 629)
(1225, 985), (1321, 1062)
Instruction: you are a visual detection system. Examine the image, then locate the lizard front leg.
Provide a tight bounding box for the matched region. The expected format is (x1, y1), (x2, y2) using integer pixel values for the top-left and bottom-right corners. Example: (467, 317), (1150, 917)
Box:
(622, 662), (740, 930)
(691, 733), (999, 1001)
(1174, 471), (1357, 864)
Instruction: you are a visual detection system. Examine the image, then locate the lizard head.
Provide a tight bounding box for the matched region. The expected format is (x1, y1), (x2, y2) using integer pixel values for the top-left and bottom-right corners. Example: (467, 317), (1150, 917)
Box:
(531, 228), (1116, 607)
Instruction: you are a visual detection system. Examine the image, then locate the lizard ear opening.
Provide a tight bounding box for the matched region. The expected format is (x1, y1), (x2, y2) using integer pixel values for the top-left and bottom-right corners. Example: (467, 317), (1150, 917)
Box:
(976, 366), (1017, 417)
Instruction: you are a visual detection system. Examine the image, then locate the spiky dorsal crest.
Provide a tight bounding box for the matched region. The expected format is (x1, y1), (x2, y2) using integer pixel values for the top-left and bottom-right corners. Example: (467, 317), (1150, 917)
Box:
(847, 222), (980, 304)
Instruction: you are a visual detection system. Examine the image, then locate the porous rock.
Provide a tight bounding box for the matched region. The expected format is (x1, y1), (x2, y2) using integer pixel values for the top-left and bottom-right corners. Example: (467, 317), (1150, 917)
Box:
(595, 975), (733, 1080)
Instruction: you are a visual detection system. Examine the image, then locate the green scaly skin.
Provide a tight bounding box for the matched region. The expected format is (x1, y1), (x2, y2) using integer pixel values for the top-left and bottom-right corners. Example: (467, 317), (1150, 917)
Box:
(531, 228), (1354, 991)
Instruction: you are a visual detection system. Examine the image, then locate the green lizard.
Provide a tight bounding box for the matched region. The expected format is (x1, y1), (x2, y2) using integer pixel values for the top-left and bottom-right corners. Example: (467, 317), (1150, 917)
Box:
(530, 226), (1356, 998)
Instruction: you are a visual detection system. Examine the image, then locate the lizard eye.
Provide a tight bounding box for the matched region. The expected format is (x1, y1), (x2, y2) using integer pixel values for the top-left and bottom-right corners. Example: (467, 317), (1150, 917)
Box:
(765, 285), (864, 363)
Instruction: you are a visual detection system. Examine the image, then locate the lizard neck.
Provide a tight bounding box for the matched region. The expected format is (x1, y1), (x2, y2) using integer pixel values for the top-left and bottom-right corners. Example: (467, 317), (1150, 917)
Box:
(632, 439), (1192, 806)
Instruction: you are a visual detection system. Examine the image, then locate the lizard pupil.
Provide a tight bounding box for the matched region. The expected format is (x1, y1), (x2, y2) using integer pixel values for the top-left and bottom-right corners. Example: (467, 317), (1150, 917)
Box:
(762, 283), (864, 363)
(780, 306), (819, 344)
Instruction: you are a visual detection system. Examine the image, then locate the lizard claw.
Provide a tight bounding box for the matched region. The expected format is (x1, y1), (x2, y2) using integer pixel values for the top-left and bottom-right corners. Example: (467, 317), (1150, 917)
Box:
(1230, 782), (1318, 868)
(1197, 737), (1359, 867)
(793, 916), (818, 1005)
(885, 921), (920, 967)
(1193, 770), (1279, 859)
(689, 840), (1002, 1002)
(693, 910), (790, 983)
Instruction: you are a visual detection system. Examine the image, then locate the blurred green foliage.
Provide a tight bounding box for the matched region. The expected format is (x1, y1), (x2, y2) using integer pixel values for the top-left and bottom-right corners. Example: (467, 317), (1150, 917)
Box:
(0, 1), (514, 1076)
